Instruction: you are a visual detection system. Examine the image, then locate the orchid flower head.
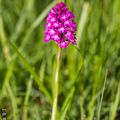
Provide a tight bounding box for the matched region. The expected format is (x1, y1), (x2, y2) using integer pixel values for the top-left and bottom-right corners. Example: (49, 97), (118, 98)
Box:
(44, 2), (76, 48)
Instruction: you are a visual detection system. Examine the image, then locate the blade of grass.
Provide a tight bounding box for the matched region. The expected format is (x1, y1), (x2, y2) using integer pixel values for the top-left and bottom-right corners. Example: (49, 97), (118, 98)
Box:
(97, 70), (108, 120)
(79, 96), (85, 120)
(109, 82), (120, 120)
(88, 65), (102, 120)
(76, 2), (90, 45)
(23, 76), (33, 120)
(60, 87), (75, 120)
(1, 62), (15, 96)
(7, 83), (18, 120)
(8, 40), (52, 104)
(0, 16), (11, 62)
(39, 62), (46, 83)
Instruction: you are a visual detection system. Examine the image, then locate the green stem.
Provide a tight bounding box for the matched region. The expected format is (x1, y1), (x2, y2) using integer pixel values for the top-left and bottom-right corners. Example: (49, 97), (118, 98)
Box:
(51, 47), (61, 120)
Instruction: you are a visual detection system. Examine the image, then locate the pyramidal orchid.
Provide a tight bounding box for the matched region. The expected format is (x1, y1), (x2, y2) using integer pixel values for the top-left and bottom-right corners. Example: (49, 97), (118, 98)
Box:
(44, 2), (76, 48)
(44, 2), (76, 120)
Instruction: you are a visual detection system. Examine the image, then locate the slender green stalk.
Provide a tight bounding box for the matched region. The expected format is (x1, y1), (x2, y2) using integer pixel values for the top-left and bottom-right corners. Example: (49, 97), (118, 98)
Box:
(51, 47), (61, 120)
(97, 70), (107, 120)
(23, 77), (33, 120)
(109, 82), (120, 120)
(7, 84), (18, 120)
(0, 15), (11, 62)
(1, 62), (15, 96)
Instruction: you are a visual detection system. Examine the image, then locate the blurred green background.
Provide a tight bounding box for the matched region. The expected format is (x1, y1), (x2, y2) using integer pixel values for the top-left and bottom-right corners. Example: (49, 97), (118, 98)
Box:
(0, 0), (120, 120)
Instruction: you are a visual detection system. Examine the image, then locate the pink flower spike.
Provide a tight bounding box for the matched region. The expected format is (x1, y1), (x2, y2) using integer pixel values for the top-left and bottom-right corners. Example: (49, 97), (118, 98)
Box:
(44, 2), (76, 48)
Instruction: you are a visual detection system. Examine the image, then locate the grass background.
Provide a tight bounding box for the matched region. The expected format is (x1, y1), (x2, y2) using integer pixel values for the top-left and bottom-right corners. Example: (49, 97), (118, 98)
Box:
(0, 0), (120, 120)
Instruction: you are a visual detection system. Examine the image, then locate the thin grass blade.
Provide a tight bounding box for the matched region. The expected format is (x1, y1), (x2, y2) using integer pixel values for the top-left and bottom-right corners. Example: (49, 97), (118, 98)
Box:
(60, 88), (75, 120)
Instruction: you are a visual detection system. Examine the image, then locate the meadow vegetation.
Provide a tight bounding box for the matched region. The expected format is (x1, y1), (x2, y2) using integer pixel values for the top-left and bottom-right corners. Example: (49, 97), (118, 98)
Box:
(0, 0), (120, 119)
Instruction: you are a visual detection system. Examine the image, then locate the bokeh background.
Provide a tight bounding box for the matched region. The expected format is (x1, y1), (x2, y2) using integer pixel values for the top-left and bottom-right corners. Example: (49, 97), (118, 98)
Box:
(0, 0), (120, 120)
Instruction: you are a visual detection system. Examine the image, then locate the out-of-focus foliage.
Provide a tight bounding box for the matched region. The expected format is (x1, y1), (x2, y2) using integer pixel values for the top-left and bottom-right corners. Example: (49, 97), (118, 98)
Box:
(0, 0), (120, 120)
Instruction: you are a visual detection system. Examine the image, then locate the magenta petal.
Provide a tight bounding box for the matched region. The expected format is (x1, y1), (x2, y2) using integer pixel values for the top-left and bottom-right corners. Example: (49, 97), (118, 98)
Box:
(49, 29), (55, 35)
(59, 41), (69, 48)
(52, 35), (60, 41)
(72, 41), (77, 45)
(58, 27), (66, 33)
(44, 35), (50, 42)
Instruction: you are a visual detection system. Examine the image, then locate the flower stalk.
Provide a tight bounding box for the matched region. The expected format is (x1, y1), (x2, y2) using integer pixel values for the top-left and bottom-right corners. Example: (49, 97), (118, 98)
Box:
(51, 47), (61, 120)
